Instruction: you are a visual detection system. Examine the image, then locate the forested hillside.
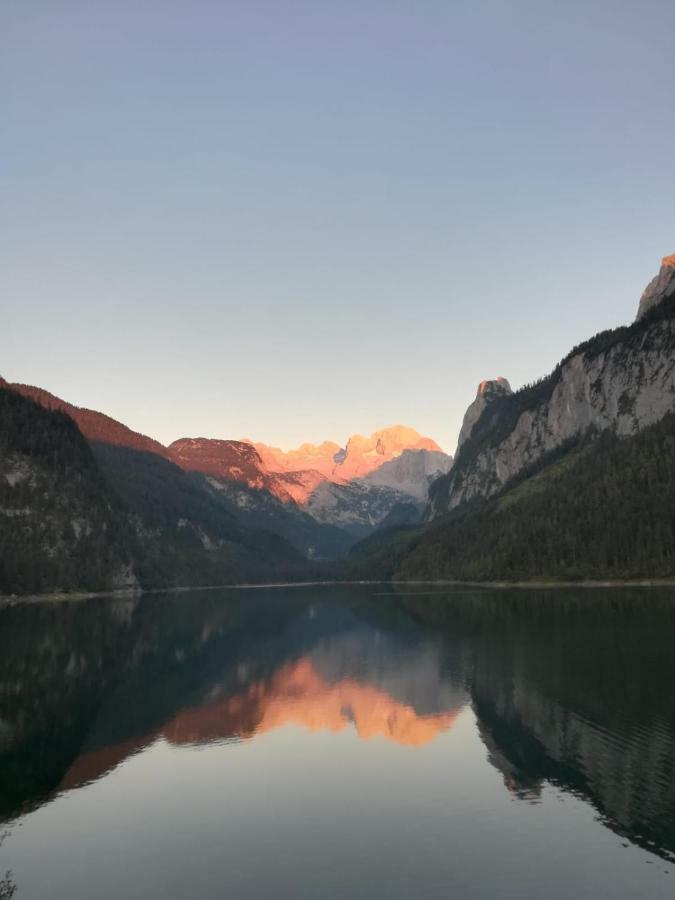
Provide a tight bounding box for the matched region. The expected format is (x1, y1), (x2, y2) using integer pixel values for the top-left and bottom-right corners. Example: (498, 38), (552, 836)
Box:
(91, 442), (303, 588)
(351, 411), (675, 582)
(0, 386), (303, 594)
(0, 387), (133, 593)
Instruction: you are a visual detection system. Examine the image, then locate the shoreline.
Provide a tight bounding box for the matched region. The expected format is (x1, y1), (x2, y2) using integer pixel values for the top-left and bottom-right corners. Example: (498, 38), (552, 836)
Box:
(2, 576), (675, 606)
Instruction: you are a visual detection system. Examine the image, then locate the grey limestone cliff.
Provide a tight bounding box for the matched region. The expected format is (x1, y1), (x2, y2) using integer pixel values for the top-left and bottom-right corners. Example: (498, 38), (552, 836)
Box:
(430, 255), (675, 516)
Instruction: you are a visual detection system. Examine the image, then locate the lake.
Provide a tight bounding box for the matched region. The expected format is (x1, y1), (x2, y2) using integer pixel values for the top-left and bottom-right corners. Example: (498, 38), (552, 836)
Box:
(1, 583), (674, 899)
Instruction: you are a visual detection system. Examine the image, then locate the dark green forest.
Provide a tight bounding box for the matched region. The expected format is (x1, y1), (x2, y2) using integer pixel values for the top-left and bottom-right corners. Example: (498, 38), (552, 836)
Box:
(351, 411), (675, 582)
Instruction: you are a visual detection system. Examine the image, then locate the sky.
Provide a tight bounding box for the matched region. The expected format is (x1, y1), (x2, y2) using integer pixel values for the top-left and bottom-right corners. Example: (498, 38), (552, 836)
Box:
(3, 0), (674, 454)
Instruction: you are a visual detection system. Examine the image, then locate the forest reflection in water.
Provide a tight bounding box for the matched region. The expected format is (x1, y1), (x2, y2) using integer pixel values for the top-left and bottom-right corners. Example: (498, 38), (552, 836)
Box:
(1, 584), (675, 899)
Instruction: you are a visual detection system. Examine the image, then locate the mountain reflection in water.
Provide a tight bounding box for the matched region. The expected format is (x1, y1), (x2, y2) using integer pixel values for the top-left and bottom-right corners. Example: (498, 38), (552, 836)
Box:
(1, 584), (675, 899)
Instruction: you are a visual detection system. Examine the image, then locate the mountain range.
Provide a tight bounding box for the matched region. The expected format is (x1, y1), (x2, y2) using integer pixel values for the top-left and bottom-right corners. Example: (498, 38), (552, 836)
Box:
(353, 253), (675, 581)
(0, 373), (451, 592)
(1, 252), (674, 593)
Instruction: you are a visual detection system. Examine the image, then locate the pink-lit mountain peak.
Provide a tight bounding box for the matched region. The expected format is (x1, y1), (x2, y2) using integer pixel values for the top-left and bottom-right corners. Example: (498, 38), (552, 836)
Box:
(254, 425), (443, 483)
(253, 440), (341, 478)
(334, 425), (443, 481)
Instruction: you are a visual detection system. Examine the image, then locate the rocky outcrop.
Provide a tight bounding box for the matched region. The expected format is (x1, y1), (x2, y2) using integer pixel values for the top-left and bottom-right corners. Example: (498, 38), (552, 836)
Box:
(455, 378), (512, 453)
(360, 448), (453, 500)
(637, 253), (675, 320)
(304, 479), (410, 536)
(430, 259), (675, 516)
(169, 437), (275, 491)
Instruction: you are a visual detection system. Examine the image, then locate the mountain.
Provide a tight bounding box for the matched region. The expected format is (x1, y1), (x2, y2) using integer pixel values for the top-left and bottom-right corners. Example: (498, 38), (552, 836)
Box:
(303, 480), (411, 536)
(361, 447), (453, 500)
(301, 447), (454, 535)
(0, 383), (304, 594)
(168, 428), (452, 545)
(0, 384), (136, 594)
(350, 254), (675, 582)
(254, 426), (443, 483)
(2, 374), (449, 565)
(376, 411), (675, 581)
(253, 440), (341, 478)
(165, 437), (355, 557)
(455, 378), (513, 454)
(332, 425), (443, 481)
(6, 382), (170, 459)
(429, 254), (675, 516)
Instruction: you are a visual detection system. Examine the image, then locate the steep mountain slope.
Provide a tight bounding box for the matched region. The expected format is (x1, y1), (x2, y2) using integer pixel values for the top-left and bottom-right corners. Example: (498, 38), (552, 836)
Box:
(7, 382), (170, 459)
(167, 437), (354, 557)
(2, 389), (355, 559)
(200, 473), (355, 559)
(351, 410), (675, 581)
(91, 442), (303, 586)
(361, 448), (453, 500)
(430, 257), (675, 516)
(301, 447), (454, 535)
(0, 384), (304, 594)
(304, 480), (409, 537)
(0, 386), (135, 594)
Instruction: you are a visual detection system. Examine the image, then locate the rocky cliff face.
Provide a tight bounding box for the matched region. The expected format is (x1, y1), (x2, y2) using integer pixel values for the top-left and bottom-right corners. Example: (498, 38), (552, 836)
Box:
(637, 253), (675, 320)
(361, 448), (453, 500)
(455, 378), (512, 453)
(430, 257), (675, 516)
(304, 479), (413, 536)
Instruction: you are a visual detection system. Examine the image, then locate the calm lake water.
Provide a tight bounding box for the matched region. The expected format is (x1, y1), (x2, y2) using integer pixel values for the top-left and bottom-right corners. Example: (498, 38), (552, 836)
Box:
(1, 584), (675, 899)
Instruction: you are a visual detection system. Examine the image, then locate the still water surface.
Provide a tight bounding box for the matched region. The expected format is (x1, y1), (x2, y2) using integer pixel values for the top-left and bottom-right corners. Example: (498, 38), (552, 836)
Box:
(1, 584), (675, 898)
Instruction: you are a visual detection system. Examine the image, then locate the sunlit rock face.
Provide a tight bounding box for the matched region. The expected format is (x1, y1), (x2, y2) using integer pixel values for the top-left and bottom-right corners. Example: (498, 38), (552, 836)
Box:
(253, 427), (451, 516)
(256, 426), (445, 484)
(333, 425), (443, 481)
(168, 437), (290, 495)
(254, 440), (341, 479)
(455, 378), (513, 454)
(169, 437), (326, 505)
(637, 254), (675, 320)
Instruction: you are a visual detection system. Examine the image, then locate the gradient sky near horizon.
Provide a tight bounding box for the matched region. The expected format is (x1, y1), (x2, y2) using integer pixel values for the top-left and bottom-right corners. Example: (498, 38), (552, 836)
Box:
(3, 0), (674, 454)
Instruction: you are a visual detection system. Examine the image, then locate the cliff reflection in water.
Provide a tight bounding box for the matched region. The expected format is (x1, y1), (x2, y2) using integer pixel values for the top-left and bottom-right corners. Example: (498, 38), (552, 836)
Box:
(1, 585), (675, 864)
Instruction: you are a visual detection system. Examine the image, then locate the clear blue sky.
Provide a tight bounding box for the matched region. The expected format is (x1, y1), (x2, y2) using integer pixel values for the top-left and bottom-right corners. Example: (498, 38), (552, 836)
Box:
(3, 0), (674, 453)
